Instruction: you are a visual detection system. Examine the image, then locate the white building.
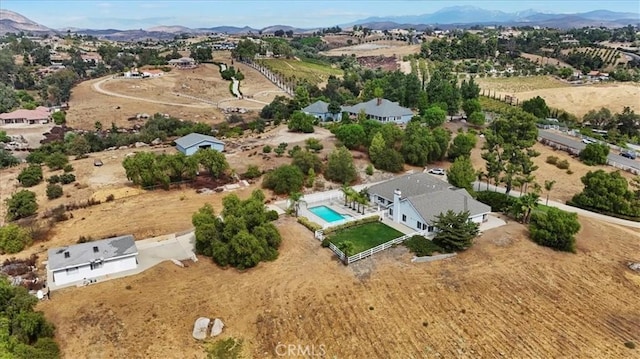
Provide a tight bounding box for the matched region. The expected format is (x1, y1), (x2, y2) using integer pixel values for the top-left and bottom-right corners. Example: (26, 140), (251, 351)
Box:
(368, 173), (491, 233)
(47, 235), (138, 286)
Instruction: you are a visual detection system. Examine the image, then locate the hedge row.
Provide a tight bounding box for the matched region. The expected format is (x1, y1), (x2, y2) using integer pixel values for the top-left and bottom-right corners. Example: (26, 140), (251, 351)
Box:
(322, 215), (380, 235)
(474, 191), (515, 212)
(297, 216), (322, 232)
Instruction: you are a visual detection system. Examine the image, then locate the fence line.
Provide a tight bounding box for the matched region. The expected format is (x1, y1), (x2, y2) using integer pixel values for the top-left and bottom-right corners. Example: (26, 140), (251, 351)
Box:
(239, 59), (294, 96)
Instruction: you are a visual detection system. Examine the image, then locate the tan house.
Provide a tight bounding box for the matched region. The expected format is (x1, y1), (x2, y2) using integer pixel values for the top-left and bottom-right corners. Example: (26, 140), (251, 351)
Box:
(0, 106), (51, 125)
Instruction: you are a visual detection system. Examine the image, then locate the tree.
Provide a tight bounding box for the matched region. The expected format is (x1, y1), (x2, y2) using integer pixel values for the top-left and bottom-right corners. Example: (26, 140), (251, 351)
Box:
(521, 96), (550, 119)
(0, 82), (18, 113)
(262, 165), (304, 195)
(509, 192), (540, 223)
(293, 86), (310, 108)
(420, 105), (447, 128)
(328, 101), (341, 119)
(467, 111), (486, 127)
(190, 47), (212, 63)
(461, 99), (481, 117)
(448, 132), (477, 160)
(17, 165), (43, 187)
(0, 224), (32, 254)
(447, 156), (476, 191)
(304, 138), (323, 153)
(0, 149), (20, 169)
(195, 148), (229, 179)
(544, 180), (556, 205)
(570, 170), (639, 218)
(402, 120), (436, 166)
(46, 183), (63, 200)
(579, 142), (609, 166)
(288, 191), (305, 217)
(44, 152), (68, 170)
(529, 208), (581, 253)
(287, 111), (315, 133)
(291, 150), (322, 174)
(5, 190), (37, 221)
(460, 77), (480, 100)
(51, 111), (66, 125)
(432, 210), (479, 252)
(67, 135), (90, 157)
(325, 146), (357, 184)
(333, 123), (365, 149)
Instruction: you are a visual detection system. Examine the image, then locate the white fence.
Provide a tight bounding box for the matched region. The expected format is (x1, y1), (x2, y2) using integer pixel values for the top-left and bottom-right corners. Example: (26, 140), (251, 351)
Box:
(327, 230), (430, 265)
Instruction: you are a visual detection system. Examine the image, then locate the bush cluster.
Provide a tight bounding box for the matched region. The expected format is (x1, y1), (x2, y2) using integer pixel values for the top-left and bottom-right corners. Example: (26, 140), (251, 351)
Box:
(474, 191), (515, 212)
(323, 215), (380, 235)
(403, 235), (445, 256)
(297, 216), (322, 232)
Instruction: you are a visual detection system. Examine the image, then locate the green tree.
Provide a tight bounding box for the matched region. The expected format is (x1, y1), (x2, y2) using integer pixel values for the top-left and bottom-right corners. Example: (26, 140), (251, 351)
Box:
(293, 86), (310, 109)
(291, 150), (322, 174)
(432, 210), (479, 252)
(420, 105), (447, 128)
(195, 148), (229, 179)
(287, 111), (315, 133)
(304, 138), (323, 152)
(460, 76), (480, 100)
(17, 165), (43, 187)
(51, 111), (66, 125)
(462, 99), (481, 117)
(288, 191), (305, 217)
(0, 224), (32, 254)
(5, 190), (38, 221)
(402, 120), (434, 166)
(579, 142), (609, 166)
(544, 180), (556, 205)
(262, 165), (304, 195)
(521, 96), (550, 119)
(325, 146), (357, 184)
(0, 82), (18, 113)
(570, 170), (639, 218)
(447, 156), (476, 191)
(67, 135), (91, 157)
(44, 152), (68, 170)
(0, 149), (20, 169)
(46, 184), (63, 200)
(190, 47), (213, 63)
(448, 132), (477, 160)
(467, 111), (486, 127)
(529, 208), (581, 253)
(333, 123), (365, 149)
(368, 132), (385, 164)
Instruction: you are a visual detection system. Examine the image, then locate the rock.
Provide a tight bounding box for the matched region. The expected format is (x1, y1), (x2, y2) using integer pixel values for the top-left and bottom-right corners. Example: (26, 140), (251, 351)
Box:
(629, 262), (640, 272)
(134, 142), (148, 148)
(118, 146), (128, 150)
(151, 138), (161, 145)
(210, 318), (224, 337)
(192, 317), (210, 340)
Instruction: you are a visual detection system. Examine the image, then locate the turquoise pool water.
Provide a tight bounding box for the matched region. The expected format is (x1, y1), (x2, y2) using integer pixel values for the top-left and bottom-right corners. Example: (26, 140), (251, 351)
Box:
(309, 205), (347, 222)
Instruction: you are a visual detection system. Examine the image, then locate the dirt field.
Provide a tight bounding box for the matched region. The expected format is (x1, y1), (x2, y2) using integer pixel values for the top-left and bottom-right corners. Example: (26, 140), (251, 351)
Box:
(520, 52), (574, 69)
(66, 53), (286, 131)
(38, 214), (640, 358)
(469, 139), (639, 203)
(321, 41), (421, 58)
(475, 76), (640, 117)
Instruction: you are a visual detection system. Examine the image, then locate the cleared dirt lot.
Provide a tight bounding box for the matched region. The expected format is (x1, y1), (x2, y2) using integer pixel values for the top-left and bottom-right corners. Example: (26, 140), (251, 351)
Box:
(476, 76), (640, 117)
(321, 41), (421, 58)
(38, 215), (640, 358)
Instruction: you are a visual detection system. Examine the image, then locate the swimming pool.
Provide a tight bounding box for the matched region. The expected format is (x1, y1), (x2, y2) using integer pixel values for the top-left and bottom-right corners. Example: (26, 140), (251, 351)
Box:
(309, 205), (348, 223)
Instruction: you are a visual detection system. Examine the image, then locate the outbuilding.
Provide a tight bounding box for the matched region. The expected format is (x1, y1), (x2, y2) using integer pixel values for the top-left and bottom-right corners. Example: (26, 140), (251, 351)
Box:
(47, 235), (138, 286)
(175, 133), (225, 155)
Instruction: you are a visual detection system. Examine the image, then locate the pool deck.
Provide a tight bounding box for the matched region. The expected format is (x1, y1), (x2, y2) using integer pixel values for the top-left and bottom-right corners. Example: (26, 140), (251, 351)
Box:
(299, 202), (357, 226)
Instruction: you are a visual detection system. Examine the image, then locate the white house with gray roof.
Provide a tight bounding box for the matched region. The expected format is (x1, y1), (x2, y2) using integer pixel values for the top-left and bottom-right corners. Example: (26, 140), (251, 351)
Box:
(47, 235), (138, 286)
(368, 173), (491, 232)
(175, 133), (225, 156)
(302, 100), (339, 122)
(342, 98), (414, 124)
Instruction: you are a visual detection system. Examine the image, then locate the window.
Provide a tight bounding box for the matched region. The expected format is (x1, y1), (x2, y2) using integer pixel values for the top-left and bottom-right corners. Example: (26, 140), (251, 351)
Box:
(64, 251), (70, 258)
(66, 267), (78, 274)
(428, 226), (435, 232)
(93, 246), (99, 253)
(90, 262), (103, 270)
(389, 208), (393, 215)
(422, 223), (427, 230)
(402, 214), (406, 222)
(417, 221), (422, 229)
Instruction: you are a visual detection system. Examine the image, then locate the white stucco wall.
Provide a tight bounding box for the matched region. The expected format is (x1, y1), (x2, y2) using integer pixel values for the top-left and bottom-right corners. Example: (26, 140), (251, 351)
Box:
(51, 255), (138, 285)
(397, 200), (431, 232)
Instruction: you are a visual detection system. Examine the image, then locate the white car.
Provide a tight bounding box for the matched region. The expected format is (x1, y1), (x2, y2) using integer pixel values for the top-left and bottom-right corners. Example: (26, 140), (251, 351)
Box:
(428, 168), (445, 175)
(582, 138), (596, 144)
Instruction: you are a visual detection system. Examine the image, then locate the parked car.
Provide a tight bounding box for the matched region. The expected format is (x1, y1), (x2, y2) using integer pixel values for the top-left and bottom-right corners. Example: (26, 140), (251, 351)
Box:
(428, 168), (445, 175)
(582, 138), (596, 144)
(620, 151), (637, 160)
(94, 159), (103, 167)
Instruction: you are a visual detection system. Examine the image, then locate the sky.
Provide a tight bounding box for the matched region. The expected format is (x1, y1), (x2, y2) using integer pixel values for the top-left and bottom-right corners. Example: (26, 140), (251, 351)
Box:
(1, 0), (639, 29)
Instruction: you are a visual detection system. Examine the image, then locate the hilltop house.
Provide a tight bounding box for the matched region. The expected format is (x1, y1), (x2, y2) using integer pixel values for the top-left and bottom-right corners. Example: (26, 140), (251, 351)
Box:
(47, 235), (138, 286)
(302, 100), (339, 122)
(168, 57), (197, 68)
(175, 133), (225, 155)
(342, 98), (414, 124)
(0, 106), (51, 125)
(368, 173), (491, 233)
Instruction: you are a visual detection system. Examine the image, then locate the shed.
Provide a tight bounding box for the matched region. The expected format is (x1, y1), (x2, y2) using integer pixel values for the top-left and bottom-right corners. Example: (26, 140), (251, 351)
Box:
(47, 235), (138, 286)
(175, 133), (225, 155)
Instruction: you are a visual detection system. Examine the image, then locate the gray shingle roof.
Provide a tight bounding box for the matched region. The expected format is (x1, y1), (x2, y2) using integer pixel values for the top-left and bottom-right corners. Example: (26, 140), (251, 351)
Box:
(47, 235), (137, 271)
(342, 98), (413, 118)
(174, 133), (224, 149)
(368, 172), (451, 201)
(302, 100), (330, 114)
(406, 189), (491, 223)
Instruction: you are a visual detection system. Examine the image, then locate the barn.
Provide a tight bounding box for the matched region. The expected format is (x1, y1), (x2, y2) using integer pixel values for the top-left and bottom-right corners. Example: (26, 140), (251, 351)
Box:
(175, 133), (225, 156)
(47, 235), (138, 287)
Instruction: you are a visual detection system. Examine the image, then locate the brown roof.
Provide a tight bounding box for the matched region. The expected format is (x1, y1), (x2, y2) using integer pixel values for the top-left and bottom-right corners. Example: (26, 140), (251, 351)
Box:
(0, 107), (50, 121)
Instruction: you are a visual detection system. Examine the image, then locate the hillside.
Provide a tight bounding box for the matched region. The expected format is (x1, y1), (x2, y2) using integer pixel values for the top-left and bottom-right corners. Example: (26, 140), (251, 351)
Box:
(0, 9), (52, 34)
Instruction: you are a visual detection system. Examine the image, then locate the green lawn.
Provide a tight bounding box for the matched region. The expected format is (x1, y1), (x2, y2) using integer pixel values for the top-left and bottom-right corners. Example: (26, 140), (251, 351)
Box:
(328, 222), (404, 255)
(257, 58), (343, 85)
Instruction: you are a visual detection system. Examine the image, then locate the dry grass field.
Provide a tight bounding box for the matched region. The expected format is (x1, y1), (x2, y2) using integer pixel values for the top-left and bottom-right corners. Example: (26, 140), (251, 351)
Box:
(37, 215), (640, 358)
(475, 76), (640, 117)
(65, 52), (286, 130)
(321, 41), (421, 58)
(520, 52), (574, 69)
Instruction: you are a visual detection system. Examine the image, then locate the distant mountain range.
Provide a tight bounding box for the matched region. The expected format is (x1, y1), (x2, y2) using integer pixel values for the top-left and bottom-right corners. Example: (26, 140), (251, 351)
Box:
(0, 7), (638, 40)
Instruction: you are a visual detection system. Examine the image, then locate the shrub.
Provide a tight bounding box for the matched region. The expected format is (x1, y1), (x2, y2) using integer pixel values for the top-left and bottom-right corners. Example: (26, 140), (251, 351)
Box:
(323, 215), (380, 235)
(579, 142), (609, 166)
(529, 207), (581, 253)
(556, 159), (570, 169)
(566, 169), (574, 175)
(47, 175), (60, 184)
(546, 155), (559, 165)
(243, 165), (262, 179)
(105, 194), (115, 202)
(0, 224), (32, 254)
(17, 165), (43, 187)
(262, 165), (304, 195)
(297, 216), (322, 232)
(404, 235), (444, 256)
(59, 173), (76, 184)
(321, 237), (331, 247)
(266, 210), (279, 221)
(365, 164), (374, 176)
(6, 190), (38, 221)
(474, 191), (515, 212)
(62, 164), (74, 173)
(262, 145), (272, 153)
(44, 152), (69, 170)
(624, 341), (636, 349)
(46, 184), (63, 200)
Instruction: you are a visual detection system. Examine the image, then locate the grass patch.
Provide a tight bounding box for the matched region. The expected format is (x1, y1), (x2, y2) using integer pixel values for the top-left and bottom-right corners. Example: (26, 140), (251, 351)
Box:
(257, 58), (343, 85)
(476, 75), (570, 93)
(206, 337), (243, 359)
(404, 235), (445, 256)
(328, 222), (403, 254)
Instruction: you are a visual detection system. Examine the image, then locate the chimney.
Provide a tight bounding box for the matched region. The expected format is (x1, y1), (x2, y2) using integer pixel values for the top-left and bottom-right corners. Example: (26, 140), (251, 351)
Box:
(392, 189), (402, 223)
(377, 97), (382, 106)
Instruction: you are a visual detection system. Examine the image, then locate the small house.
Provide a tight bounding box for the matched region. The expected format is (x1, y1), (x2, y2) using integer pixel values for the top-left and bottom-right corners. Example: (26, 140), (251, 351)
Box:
(302, 100), (339, 122)
(168, 57), (196, 68)
(175, 133), (225, 155)
(47, 235), (138, 286)
(0, 106), (51, 125)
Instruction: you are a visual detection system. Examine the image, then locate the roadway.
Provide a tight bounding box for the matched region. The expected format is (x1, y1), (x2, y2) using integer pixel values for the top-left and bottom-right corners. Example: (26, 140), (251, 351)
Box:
(538, 129), (640, 172)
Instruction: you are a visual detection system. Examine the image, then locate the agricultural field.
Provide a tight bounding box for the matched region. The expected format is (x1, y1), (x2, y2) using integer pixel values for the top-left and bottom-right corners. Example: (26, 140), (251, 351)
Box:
(321, 41), (421, 58)
(475, 76), (640, 117)
(520, 52), (574, 69)
(37, 215), (640, 358)
(256, 58), (343, 86)
(561, 47), (629, 70)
